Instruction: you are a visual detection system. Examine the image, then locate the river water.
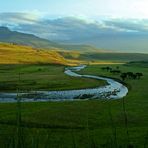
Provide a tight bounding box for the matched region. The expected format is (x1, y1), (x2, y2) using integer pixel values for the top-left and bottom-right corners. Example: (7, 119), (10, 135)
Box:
(0, 65), (128, 103)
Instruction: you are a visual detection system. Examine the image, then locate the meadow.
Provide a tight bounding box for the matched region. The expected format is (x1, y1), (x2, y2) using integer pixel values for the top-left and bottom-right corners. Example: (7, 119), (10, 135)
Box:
(0, 64), (106, 92)
(0, 62), (148, 147)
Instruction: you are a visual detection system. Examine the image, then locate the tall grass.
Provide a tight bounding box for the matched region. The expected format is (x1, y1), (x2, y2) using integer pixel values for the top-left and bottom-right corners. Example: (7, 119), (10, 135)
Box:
(144, 131), (148, 148)
(122, 97), (130, 147)
(16, 72), (23, 148)
(71, 131), (77, 148)
(1, 99), (147, 148)
(107, 101), (118, 148)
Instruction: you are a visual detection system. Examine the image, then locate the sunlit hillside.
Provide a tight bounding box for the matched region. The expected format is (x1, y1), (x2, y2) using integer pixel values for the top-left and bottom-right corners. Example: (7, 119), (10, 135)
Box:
(0, 43), (70, 65)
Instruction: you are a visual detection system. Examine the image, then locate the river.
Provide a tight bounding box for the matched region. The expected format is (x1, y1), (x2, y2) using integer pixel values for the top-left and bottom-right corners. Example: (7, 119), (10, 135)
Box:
(0, 65), (128, 103)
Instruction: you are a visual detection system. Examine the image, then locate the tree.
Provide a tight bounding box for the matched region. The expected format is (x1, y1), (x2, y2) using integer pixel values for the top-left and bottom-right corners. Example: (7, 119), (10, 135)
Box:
(110, 70), (121, 74)
(116, 66), (119, 69)
(136, 72), (143, 79)
(101, 66), (112, 72)
(126, 72), (134, 79)
(120, 73), (127, 81)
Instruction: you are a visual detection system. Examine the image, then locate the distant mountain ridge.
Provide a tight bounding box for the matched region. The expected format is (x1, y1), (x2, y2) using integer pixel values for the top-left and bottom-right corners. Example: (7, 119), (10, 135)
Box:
(0, 26), (99, 52)
(0, 26), (60, 49)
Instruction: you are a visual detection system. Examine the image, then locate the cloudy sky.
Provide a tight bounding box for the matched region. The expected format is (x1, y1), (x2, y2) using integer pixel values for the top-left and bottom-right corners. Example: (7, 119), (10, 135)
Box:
(0, 0), (148, 52)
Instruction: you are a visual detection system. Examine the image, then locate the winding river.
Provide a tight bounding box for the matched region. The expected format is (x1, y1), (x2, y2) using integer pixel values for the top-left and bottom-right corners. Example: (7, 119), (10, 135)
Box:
(0, 65), (128, 103)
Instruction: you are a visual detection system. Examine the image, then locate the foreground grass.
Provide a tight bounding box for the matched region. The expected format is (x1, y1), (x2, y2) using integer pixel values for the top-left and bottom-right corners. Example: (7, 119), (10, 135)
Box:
(0, 63), (148, 147)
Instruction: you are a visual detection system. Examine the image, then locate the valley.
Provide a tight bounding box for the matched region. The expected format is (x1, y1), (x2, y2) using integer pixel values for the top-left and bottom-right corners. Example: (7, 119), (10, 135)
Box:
(0, 62), (148, 147)
(0, 26), (148, 148)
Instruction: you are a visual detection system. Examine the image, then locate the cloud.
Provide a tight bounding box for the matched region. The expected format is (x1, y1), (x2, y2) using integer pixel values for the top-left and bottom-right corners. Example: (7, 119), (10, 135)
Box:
(1, 12), (148, 42)
(104, 19), (148, 33)
(0, 12), (41, 25)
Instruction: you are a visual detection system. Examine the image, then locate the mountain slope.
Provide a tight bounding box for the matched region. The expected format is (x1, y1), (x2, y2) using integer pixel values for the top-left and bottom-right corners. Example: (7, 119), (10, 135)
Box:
(0, 26), (61, 49)
(0, 26), (100, 52)
(0, 43), (68, 64)
(59, 51), (148, 63)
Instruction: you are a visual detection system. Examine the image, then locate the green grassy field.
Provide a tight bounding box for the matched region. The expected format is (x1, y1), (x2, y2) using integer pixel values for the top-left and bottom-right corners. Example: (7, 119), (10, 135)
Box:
(0, 64), (106, 92)
(0, 63), (148, 147)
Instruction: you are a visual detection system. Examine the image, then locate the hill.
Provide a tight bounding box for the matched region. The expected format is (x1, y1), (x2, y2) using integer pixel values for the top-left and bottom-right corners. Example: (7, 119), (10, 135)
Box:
(0, 26), (60, 49)
(0, 26), (100, 52)
(0, 42), (148, 65)
(0, 43), (69, 64)
(81, 52), (148, 62)
(0, 26), (147, 65)
(60, 51), (148, 63)
(126, 61), (148, 67)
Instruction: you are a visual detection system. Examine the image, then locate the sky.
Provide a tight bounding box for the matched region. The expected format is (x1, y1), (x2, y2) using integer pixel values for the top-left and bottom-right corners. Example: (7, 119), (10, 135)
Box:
(1, 0), (148, 53)
(1, 0), (148, 19)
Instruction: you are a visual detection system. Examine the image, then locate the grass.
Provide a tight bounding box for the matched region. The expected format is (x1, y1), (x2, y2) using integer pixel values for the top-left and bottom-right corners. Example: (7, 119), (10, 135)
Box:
(0, 63), (148, 147)
(0, 43), (81, 65)
(0, 64), (106, 92)
(62, 51), (148, 63)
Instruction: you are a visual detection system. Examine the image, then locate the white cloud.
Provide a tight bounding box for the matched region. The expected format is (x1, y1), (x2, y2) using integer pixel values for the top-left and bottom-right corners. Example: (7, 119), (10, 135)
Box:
(0, 12), (41, 25)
